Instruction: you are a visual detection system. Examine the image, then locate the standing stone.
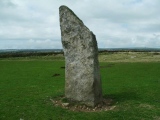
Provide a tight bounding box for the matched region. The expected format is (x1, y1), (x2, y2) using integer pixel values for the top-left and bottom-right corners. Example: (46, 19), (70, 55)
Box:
(59, 5), (102, 106)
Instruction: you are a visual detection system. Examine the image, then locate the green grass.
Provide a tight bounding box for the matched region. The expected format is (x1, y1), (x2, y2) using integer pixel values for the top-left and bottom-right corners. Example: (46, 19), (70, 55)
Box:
(0, 60), (160, 120)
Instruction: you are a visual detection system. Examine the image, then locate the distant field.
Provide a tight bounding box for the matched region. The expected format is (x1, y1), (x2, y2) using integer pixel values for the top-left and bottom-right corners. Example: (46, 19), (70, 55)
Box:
(99, 52), (160, 62)
(0, 57), (160, 119)
(1, 52), (160, 62)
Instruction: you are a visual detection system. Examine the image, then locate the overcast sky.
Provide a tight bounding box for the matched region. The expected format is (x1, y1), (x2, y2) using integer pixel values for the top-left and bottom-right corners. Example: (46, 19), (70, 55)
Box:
(0, 0), (160, 49)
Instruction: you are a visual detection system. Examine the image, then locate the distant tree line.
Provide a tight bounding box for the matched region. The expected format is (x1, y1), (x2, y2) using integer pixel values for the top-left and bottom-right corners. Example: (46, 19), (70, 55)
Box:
(0, 51), (64, 58)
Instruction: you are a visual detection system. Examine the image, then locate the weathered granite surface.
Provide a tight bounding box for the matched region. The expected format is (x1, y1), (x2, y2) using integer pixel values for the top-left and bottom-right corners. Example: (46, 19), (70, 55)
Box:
(59, 5), (102, 106)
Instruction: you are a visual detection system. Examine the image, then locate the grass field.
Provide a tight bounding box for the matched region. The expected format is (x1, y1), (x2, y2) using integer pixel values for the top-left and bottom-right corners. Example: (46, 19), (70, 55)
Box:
(0, 53), (160, 119)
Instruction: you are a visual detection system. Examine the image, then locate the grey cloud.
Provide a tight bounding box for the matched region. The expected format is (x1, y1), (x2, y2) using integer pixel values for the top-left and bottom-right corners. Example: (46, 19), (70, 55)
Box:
(139, 24), (160, 33)
(0, 0), (16, 8)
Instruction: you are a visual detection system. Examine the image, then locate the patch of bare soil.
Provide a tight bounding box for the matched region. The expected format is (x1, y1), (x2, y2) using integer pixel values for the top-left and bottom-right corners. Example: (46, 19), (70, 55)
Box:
(139, 104), (155, 109)
(52, 74), (60, 77)
(50, 96), (116, 112)
(60, 66), (65, 69)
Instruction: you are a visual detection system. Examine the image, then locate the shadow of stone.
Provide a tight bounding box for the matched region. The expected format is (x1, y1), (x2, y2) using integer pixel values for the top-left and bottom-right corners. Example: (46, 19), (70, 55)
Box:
(103, 90), (140, 103)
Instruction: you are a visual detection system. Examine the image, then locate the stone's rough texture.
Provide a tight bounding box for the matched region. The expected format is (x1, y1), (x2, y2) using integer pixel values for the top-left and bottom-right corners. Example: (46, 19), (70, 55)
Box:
(59, 5), (102, 106)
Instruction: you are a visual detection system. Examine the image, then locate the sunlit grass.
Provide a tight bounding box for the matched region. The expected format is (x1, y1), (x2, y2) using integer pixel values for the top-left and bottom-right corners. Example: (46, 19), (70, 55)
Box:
(0, 60), (160, 119)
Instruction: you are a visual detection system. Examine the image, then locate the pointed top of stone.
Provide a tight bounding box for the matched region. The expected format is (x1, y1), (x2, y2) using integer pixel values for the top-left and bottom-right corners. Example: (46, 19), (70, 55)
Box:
(59, 5), (83, 25)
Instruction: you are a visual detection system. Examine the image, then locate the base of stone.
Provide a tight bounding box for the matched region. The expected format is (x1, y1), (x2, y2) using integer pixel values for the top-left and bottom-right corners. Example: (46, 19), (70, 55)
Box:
(50, 96), (116, 112)
(64, 95), (102, 107)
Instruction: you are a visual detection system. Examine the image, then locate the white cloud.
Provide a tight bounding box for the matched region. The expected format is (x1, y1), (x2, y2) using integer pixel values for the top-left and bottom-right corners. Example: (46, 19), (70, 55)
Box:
(0, 39), (62, 49)
(0, 0), (160, 49)
(27, 39), (62, 49)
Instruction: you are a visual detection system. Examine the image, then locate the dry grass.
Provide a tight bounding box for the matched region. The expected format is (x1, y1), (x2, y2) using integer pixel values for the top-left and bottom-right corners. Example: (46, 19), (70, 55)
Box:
(99, 52), (160, 62)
